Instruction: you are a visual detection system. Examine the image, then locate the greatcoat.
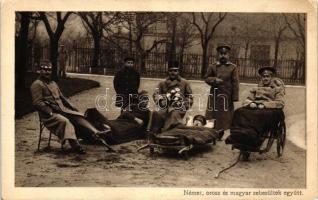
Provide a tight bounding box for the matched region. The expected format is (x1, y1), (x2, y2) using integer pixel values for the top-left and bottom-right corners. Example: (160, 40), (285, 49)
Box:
(204, 61), (239, 130)
(113, 66), (140, 109)
(242, 77), (285, 109)
(30, 77), (85, 142)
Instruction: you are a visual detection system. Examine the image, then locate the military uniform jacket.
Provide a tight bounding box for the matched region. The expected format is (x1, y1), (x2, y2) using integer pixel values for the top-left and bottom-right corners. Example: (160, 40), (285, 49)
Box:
(204, 61), (239, 130)
(243, 78), (285, 109)
(30, 77), (83, 119)
(153, 76), (193, 111)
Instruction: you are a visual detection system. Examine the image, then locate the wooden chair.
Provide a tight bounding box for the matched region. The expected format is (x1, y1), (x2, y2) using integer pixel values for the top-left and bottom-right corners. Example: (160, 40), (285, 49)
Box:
(37, 115), (63, 151)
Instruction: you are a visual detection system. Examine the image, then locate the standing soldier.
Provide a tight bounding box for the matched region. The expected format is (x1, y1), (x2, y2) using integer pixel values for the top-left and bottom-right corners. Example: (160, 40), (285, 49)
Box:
(113, 57), (140, 111)
(58, 44), (68, 78)
(204, 44), (239, 138)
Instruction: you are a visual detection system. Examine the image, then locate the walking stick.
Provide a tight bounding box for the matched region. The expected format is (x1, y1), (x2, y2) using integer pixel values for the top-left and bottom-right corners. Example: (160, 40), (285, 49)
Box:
(215, 151), (242, 178)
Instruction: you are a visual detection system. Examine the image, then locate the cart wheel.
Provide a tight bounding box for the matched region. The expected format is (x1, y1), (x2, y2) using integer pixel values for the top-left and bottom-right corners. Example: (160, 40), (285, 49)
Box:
(277, 123), (286, 157)
(241, 151), (250, 161)
(182, 151), (189, 160)
(150, 147), (154, 154)
(265, 136), (275, 153)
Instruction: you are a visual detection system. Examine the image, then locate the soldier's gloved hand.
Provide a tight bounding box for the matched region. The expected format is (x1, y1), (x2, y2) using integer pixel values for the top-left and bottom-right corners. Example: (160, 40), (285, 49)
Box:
(134, 117), (143, 125)
(258, 104), (265, 109)
(215, 78), (223, 84)
(249, 102), (257, 109)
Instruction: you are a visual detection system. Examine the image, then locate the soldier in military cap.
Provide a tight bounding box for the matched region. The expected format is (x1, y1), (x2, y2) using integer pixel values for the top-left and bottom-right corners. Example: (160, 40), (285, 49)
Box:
(204, 44), (239, 137)
(30, 60), (114, 154)
(151, 61), (193, 133)
(243, 66), (285, 109)
(113, 56), (141, 111)
(226, 66), (285, 161)
(58, 44), (68, 78)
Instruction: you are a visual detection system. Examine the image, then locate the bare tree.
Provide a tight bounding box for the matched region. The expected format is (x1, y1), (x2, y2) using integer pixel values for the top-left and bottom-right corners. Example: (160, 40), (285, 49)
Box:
(28, 16), (40, 48)
(114, 12), (167, 71)
(175, 14), (197, 73)
(284, 13), (305, 52)
(166, 13), (180, 65)
(192, 12), (227, 77)
(15, 12), (31, 88)
(39, 12), (72, 81)
(283, 13), (306, 79)
(231, 14), (263, 59)
(79, 12), (120, 68)
(264, 14), (288, 68)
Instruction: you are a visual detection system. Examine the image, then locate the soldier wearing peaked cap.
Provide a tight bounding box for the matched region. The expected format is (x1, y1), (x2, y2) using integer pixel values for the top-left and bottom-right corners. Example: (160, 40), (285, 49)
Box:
(151, 61), (193, 133)
(225, 67), (285, 160)
(242, 66), (285, 109)
(204, 44), (239, 136)
(30, 60), (114, 154)
(216, 44), (231, 52)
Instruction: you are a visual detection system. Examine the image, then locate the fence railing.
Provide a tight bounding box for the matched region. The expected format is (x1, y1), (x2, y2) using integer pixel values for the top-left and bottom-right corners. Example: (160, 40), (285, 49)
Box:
(26, 45), (305, 85)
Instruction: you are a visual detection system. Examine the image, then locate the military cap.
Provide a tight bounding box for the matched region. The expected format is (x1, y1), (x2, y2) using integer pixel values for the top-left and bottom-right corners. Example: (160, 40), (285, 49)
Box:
(216, 44), (231, 52)
(193, 114), (207, 126)
(168, 60), (179, 70)
(39, 60), (52, 69)
(258, 66), (276, 76)
(124, 56), (135, 62)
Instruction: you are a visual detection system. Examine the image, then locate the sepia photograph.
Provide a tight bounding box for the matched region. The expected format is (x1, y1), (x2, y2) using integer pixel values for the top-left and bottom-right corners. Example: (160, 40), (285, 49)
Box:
(14, 10), (307, 186)
(1, 0), (317, 199)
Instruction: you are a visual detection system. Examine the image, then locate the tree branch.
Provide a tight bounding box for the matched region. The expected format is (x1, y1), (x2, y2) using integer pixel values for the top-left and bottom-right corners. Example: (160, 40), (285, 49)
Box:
(207, 12), (227, 41)
(39, 12), (54, 38)
(192, 13), (204, 47)
(146, 39), (167, 53)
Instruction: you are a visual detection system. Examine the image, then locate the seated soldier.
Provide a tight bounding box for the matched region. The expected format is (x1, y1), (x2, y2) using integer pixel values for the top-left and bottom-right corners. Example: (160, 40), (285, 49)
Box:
(151, 61), (193, 133)
(30, 60), (112, 154)
(225, 66), (285, 160)
(242, 66), (285, 109)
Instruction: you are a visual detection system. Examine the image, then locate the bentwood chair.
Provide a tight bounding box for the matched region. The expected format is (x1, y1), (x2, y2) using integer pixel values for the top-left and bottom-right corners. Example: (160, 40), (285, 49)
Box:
(37, 114), (64, 151)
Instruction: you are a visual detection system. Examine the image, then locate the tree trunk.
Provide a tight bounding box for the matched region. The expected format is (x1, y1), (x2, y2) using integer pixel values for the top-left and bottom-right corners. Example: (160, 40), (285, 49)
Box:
(273, 38), (280, 68)
(243, 42), (249, 77)
(201, 44), (208, 77)
(168, 17), (177, 66)
(92, 35), (100, 68)
(136, 43), (146, 72)
(50, 38), (59, 81)
(128, 23), (133, 55)
(139, 52), (146, 72)
(15, 12), (31, 89)
(178, 47), (185, 75)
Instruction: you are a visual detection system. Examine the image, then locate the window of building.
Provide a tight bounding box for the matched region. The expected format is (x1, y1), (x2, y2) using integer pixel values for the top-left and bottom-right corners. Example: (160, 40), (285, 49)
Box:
(250, 45), (271, 66)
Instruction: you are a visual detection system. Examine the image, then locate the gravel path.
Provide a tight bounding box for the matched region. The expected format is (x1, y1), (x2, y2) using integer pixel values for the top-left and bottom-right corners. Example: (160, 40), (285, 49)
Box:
(15, 74), (306, 187)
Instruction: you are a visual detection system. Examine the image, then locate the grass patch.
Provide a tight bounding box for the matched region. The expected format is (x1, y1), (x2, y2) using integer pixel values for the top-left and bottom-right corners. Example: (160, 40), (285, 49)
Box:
(15, 72), (100, 118)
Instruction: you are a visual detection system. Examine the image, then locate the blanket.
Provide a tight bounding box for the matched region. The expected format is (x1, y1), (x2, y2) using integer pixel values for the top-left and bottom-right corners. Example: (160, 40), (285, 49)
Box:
(225, 107), (284, 148)
(85, 108), (149, 144)
(158, 124), (219, 145)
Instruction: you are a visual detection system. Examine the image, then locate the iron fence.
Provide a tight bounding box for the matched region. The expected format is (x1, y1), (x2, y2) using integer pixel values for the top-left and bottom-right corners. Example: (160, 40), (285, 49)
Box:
(26, 45), (305, 85)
